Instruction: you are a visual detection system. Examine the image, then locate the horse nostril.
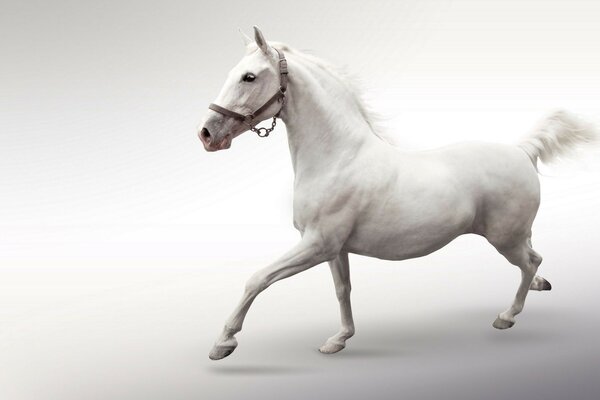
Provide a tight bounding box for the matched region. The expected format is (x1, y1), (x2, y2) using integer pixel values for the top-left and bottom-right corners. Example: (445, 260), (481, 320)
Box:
(200, 127), (211, 143)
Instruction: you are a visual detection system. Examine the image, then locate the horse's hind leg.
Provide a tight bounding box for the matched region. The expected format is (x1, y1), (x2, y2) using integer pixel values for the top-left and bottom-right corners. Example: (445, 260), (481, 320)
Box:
(319, 252), (355, 354)
(492, 237), (544, 329)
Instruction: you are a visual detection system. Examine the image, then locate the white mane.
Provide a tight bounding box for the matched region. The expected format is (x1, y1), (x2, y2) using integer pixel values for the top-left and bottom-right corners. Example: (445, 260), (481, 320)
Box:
(248, 42), (388, 142)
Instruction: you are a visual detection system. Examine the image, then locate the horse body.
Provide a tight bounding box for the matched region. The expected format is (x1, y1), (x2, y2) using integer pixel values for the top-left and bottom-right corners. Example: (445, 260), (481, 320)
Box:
(200, 27), (597, 360)
(335, 143), (538, 260)
(285, 52), (539, 262)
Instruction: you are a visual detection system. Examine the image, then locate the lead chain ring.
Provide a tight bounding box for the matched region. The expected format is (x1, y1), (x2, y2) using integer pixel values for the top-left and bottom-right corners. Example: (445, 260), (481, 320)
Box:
(249, 116), (278, 138)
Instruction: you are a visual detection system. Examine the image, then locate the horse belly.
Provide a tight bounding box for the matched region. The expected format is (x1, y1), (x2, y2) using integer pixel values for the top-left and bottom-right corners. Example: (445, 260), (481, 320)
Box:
(343, 201), (475, 261)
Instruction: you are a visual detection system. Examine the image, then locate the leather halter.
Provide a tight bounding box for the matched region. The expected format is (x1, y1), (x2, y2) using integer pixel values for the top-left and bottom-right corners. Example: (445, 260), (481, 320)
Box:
(208, 48), (288, 137)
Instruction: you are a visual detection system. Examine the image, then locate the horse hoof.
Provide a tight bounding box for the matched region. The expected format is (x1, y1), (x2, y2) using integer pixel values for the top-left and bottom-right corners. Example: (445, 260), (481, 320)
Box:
(208, 339), (238, 360)
(319, 342), (345, 354)
(541, 279), (552, 291)
(530, 276), (552, 291)
(492, 316), (515, 330)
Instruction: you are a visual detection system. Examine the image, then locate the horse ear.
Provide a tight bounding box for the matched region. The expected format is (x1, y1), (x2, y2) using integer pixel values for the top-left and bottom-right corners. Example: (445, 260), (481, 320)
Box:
(238, 28), (252, 47)
(253, 25), (271, 54)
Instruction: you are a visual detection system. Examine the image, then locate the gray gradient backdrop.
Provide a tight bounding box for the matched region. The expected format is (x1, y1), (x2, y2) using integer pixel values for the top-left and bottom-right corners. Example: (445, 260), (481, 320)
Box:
(2, 1), (600, 399)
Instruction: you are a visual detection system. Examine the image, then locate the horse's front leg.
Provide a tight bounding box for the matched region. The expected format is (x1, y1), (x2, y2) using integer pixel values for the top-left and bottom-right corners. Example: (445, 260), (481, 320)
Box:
(208, 233), (339, 360)
(319, 251), (354, 354)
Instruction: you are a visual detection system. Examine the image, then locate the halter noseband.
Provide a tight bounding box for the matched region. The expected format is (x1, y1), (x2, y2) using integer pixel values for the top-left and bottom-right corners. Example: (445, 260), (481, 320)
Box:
(208, 48), (288, 138)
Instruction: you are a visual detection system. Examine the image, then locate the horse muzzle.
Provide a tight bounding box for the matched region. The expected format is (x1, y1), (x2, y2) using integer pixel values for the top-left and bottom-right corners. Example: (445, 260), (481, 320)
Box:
(198, 127), (232, 152)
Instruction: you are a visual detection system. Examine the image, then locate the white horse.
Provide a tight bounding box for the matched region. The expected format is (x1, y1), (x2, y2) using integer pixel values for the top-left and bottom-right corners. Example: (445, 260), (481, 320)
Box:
(199, 27), (598, 360)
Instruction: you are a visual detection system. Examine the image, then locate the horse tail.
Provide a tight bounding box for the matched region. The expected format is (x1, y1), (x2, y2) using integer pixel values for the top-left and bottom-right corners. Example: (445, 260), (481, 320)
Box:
(519, 109), (598, 166)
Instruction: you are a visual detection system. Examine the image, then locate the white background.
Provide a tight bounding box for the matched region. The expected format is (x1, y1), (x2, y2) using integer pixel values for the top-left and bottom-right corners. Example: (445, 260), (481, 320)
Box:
(2, 1), (600, 399)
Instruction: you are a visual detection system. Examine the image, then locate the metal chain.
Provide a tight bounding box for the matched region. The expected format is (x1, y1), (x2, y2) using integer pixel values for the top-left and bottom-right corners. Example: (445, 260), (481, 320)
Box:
(249, 116), (278, 138)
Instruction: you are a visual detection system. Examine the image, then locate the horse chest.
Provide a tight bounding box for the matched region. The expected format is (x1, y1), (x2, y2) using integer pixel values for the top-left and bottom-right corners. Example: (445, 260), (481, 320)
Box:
(291, 176), (351, 233)
(291, 190), (322, 232)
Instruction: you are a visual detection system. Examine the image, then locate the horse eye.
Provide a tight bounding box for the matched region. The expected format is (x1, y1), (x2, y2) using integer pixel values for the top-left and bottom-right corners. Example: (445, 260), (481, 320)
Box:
(242, 73), (256, 82)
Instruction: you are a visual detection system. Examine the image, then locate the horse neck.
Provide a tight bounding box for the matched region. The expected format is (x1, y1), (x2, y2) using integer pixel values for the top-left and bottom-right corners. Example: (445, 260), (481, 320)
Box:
(279, 55), (380, 176)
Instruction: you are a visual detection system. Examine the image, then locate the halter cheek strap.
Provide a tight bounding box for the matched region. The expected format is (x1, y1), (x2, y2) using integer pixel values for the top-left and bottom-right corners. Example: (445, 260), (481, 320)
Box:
(208, 48), (288, 137)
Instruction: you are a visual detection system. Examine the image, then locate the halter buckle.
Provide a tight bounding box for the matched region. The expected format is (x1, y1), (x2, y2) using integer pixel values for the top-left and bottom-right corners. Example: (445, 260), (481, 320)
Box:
(279, 59), (288, 74)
